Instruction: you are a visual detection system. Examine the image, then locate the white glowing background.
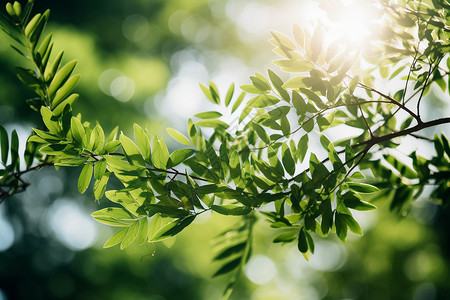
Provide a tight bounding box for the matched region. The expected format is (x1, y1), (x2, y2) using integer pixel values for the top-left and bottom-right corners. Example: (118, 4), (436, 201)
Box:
(245, 255), (278, 285)
(48, 200), (98, 251)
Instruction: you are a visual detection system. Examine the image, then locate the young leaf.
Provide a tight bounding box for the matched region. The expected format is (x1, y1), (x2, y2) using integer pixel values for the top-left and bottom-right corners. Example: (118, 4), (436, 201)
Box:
(231, 91), (246, 113)
(78, 162), (93, 194)
(341, 214), (363, 235)
(51, 74), (80, 108)
(91, 207), (136, 226)
(120, 133), (146, 167)
(48, 60), (77, 98)
(136, 217), (149, 245)
(91, 124), (105, 154)
(103, 227), (128, 248)
(167, 128), (192, 146)
(121, 219), (140, 250)
(94, 172), (110, 200)
(268, 69), (290, 101)
(152, 136), (170, 169)
(194, 111), (223, 119)
(225, 83), (235, 107)
(195, 119), (229, 130)
(44, 50), (64, 82)
(52, 93), (78, 116)
(71, 116), (85, 146)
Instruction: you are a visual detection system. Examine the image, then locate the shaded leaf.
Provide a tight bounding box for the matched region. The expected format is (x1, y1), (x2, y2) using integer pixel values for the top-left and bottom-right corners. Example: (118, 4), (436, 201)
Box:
(211, 205), (252, 216)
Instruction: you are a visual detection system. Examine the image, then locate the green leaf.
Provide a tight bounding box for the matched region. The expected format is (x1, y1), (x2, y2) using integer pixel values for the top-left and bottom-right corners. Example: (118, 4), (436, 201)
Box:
(213, 257), (242, 278)
(200, 83), (217, 104)
(246, 95), (280, 108)
(273, 59), (314, 73)
(214, 242), (247, 260)
(194, 111), (223, 119)
(78, 162), (93, 194)
(24, 12), (41, 37)
(51, 74), (80, 108)
(341, 214), (363, 235)
(209, 81), (220, 104)
(29, 9), (49, 43)
(268, 69), (290, 101)
(120, 133), (146, 167)
(320, 199), (333, 235)
(273, 231), (297, 243)
(104, 140), (121, 153)
(10, 130), (19, 171)
(90, 124), (105, 154)
(205, 140), (222, 175)
(194, 119), (229, 130)
(231, 91), (246, 113)
(136, 217), (149, 245)
(103, 227), (128, 248)
(297, 227), (308, 253)
(347, 182), (378, 193)
(335, 213), (347, 242)
(280, 115), (290, 136)
(94, 172), (110, 200)
(121, 219), (140, 250)
(166, 128), (191, 147)
(211, 205), (252, 216)
(283, 76), (307, 89)
(297, 134), (309, 163)
(53, 93), (78, 116)
(320, 134), (331, 150)
(252, 123), (270, 144)
(16, 67), (40, 86)
(167, 149), (195, 168)
(71, 116), (85, 146)
(270, 30), (296, 50)
(250, 75), (271, 91)
(292, 91), (306, 115)
(281, 143), (296, 176)
(152, 136), (170, 169)
(44, 50), (64, 82)
(48, 60), (77, 98)
(0, 126), (9, 164)
(343, 193), (376, 211)
(151, 215), (195, 241)
(302, 118), (314, 133)
(148, 204), (190, 218)
(225, 83), (235, 107)
(300, 88), (324, 109)
(91, 207), (136, 226)
(390, 65), (406, 80)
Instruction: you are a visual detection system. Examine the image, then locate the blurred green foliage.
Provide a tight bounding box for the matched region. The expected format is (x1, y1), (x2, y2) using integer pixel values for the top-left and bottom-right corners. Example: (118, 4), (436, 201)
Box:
(1, 0), (450, 300)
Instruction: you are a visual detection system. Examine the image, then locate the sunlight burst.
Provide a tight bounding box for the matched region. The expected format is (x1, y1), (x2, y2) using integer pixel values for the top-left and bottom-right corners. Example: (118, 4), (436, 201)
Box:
(313, 0), (383, 50)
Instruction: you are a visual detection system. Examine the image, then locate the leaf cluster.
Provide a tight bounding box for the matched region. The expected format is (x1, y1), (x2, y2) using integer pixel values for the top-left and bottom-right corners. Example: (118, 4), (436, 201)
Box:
(1, 0), (450, 298)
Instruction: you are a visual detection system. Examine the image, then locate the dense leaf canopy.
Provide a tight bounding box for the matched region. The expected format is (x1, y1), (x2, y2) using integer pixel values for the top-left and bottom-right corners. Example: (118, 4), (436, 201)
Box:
(1, 0), (449, 298)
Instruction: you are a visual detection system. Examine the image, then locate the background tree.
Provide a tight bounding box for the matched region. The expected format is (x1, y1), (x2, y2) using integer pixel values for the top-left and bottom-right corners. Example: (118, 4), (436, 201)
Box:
(1, 0), (450, 299)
